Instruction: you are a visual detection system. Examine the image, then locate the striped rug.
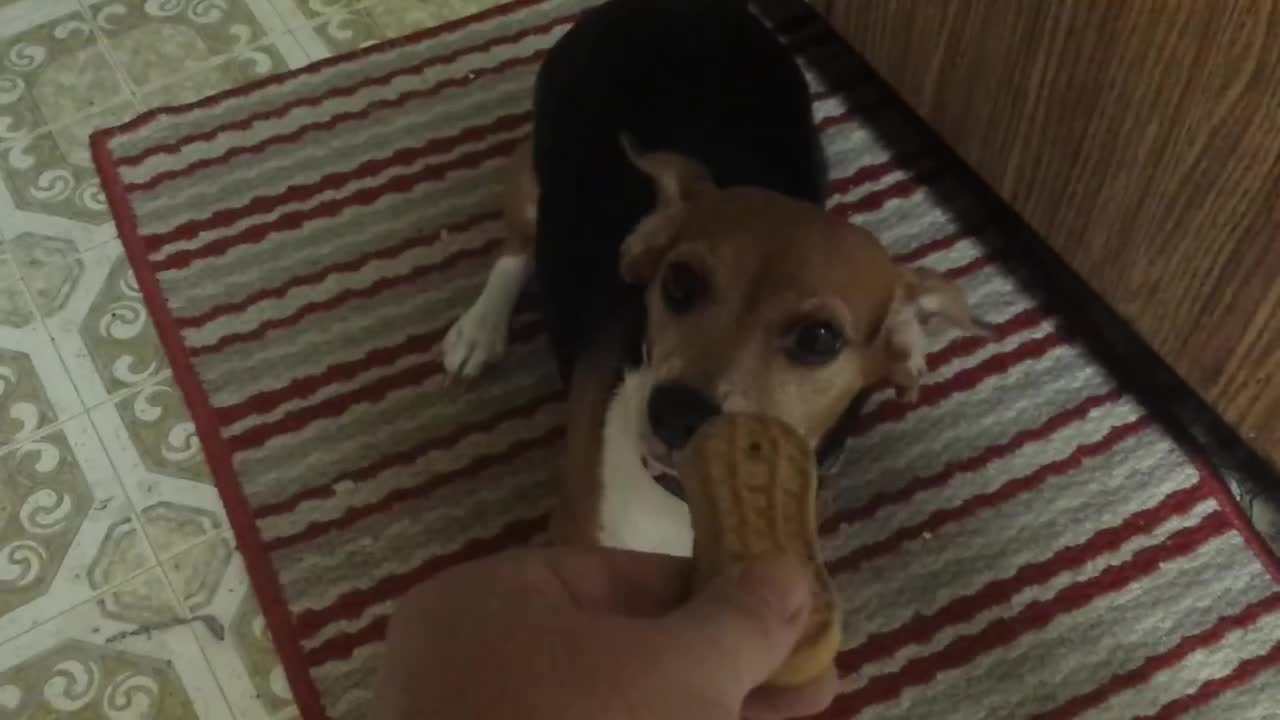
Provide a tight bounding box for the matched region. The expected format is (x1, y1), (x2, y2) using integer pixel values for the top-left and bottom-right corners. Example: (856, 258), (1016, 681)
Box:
(90, 0), (1280, 718)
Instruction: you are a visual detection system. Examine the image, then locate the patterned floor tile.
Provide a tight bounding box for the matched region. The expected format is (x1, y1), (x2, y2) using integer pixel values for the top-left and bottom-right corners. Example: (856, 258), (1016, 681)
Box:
(0, 251), (34, 329)
(0, 415), (156, 645)
(90, 374), (227, 561)
(0, 0), (141, 251)
(29, 240), (169, 409)
(265, 0), (373, 28)
(276, 0), (508, 60)
(0, 566), (235, 719)
(0, 0), (127, 132)
(84, 0), (288, 90)
(0, 257), (82, 448)
(365, 0), (511, 35)
(169, 533), (298, 720)
(287, 8), (386, 59)
(133, 32), (313, 111)
(6, 230), (82, 317)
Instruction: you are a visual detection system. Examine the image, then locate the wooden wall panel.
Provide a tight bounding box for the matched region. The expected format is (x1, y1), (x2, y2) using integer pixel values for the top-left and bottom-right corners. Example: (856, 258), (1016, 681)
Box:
(813, 0), (1280, 466)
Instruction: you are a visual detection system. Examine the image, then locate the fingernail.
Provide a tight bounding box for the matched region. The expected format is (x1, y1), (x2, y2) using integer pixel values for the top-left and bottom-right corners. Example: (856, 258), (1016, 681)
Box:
(736, 558), (809, 626)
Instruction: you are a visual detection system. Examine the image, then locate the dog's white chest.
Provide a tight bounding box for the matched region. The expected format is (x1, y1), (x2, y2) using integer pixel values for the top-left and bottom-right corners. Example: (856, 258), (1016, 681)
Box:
(596, 376), (693, 557)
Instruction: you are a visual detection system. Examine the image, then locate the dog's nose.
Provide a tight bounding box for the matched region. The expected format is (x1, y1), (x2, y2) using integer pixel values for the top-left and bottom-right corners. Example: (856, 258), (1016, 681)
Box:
(648, 383), (721, 450)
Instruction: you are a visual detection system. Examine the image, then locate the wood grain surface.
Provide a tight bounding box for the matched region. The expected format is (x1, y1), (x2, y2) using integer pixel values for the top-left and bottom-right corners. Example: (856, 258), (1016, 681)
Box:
(813, 0), (1280, 466)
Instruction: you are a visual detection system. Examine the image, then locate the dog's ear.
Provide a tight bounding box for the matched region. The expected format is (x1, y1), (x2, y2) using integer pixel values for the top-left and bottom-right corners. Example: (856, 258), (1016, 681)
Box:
(618, 135), (713, 284)
(876, 267), (991, 401)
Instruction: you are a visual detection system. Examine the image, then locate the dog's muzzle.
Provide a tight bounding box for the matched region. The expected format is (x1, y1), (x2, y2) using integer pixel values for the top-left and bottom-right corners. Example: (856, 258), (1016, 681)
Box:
(648, 382), (721, 451)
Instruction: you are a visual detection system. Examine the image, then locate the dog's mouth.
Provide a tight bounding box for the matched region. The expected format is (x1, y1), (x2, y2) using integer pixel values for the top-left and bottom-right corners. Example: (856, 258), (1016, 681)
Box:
(641, 454), (686, 501)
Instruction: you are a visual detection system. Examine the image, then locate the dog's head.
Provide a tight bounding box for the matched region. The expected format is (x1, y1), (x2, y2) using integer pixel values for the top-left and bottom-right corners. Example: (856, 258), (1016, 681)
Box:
(618, 138), (988, 465)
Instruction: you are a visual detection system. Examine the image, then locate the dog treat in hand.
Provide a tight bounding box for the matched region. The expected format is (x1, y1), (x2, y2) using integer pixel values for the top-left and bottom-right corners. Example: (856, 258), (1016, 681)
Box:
(675, 413), (840, 686)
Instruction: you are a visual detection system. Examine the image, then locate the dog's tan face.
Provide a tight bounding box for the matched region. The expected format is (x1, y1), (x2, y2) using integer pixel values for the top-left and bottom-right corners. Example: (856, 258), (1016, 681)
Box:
(619, 142), (986, 462)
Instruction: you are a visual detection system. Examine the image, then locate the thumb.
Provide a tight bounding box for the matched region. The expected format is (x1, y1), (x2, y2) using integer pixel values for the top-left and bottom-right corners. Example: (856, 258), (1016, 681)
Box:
(663, 557), (812, 698)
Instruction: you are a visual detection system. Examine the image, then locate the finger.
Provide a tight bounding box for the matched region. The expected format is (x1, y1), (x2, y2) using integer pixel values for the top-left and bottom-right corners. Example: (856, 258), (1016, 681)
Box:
(538, 546), (694, 615)
(660, 557), (811, 698)
(743, 666), (837, 719)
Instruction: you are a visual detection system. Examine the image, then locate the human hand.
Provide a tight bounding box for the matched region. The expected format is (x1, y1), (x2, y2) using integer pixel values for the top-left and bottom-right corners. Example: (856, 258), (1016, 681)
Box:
(369, 546), (837, 720)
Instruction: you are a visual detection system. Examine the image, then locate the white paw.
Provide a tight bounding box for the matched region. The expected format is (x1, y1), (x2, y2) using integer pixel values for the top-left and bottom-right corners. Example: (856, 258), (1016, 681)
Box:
(443, 302), (509, 378)
(907, 351), (928, 381)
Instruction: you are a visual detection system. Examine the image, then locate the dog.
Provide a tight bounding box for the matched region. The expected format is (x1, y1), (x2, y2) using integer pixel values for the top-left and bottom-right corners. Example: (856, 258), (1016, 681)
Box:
(442, 0), (986, 556)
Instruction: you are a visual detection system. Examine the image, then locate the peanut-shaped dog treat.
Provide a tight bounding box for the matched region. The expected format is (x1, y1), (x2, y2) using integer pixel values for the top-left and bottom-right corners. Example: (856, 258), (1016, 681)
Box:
(675, 413), (840, 686)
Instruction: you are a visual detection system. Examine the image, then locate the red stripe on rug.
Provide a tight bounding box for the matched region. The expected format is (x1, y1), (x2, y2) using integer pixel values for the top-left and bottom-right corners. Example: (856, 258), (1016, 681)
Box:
(254, 305), (1018, 524)
(831, 173), (932, 217)
(152, 134), (523, 272)
(295, 514), (548, 646)
(252, 389), (557, 520)
(258, 388), (554, 517)
(154, 95), (875, 302)
(125, 52), (547, 193)
(114, 5), (573, 168)
(224, 321), (547, 452)
(152, 110), (906, 277)
(264, 428), (560, 552)
(92, 92), (333, 720)
(253, 294), (1018, 524)
(904, 306), (1045, 378)
(188, 232), (503, 359)
(853, 324), (1063, 436)
(1187, 455), (1280, 585)
(821, 510), (1232, 717)
(941, 255), (990, 280)
(1034, 592), (1280, 719)
(186, 134), (940, 358)
(828, 417), (1154, 577)
(839, 483), (1209, 672)
(825, 305), (1044, 444)
(817, 110), (858, 130)
(828, 157), (904, 198)
(821, 389), (1124, 534)
(243, 227), (993, 520)
(213, 299), (539, 428)
(175, 211), (501, 329)
(1138, 637), (1280, 720)
(892, 225), (988, 266)
(146, 110), (530, 251)
(100, 0), (561, 144)
(236, 240), (1001, 509)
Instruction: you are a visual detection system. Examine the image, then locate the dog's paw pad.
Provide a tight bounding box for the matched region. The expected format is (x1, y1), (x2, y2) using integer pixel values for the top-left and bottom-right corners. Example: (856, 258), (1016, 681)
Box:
(443, 305), (508, 377)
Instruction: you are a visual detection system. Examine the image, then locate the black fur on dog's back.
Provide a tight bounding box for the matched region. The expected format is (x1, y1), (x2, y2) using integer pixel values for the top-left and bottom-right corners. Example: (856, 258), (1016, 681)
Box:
(531, 0), (825, 380)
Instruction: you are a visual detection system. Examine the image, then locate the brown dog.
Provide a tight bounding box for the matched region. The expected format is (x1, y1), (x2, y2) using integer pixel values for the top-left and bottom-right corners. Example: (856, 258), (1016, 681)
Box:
(442, 0), (985, 555)
(445, 138), (985, 554)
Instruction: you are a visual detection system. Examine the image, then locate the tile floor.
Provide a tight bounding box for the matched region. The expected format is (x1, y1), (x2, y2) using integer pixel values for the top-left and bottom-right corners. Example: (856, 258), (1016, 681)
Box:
(0, 0), (502, 718)
(1, 0), (1278, 718)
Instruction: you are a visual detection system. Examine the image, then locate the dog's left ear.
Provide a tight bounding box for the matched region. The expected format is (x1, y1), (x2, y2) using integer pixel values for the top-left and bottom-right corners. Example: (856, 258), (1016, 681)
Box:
(618, 135), (714, 284)
(877, 268), (991, 400)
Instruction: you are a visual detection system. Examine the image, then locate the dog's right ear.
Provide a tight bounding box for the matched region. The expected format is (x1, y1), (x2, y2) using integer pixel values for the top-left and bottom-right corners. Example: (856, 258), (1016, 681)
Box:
(618, 135), (713, 284)
(876, 267), (992, 401)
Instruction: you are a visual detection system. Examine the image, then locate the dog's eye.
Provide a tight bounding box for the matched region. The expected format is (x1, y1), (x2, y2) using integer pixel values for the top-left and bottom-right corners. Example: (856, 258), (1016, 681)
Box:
(787, 321), (845, 366)
(661, 262), (705, 315)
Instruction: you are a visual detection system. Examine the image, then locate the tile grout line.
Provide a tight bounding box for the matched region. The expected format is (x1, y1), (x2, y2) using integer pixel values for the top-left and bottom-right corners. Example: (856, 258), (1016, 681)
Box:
(161, 529), (289, 720)
(0, 5), (167, 670)
(0, 366), (176, 455)
(0, 1), (379, 147)
(62, 4), (290, 715)
(1, 229), (101, 446)
(152, 529), (252, 720)
(0, 543), (167, 652)
(75, 0), (144, 107)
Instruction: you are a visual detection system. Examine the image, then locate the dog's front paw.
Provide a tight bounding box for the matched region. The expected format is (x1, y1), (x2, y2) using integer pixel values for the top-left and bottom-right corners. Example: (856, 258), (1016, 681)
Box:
(443, 302), (508, 378)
